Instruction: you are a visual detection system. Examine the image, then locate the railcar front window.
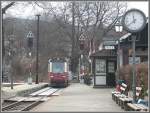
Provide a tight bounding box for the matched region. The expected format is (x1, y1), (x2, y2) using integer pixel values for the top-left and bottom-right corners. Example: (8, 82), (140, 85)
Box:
(52, 62), (64, 73)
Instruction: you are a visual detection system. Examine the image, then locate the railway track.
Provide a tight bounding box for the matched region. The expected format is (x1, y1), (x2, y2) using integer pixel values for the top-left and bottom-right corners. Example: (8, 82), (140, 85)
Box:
(2, 87), (62, 111)
(2, 100), (43, 111)
(2, 100), (17, 108)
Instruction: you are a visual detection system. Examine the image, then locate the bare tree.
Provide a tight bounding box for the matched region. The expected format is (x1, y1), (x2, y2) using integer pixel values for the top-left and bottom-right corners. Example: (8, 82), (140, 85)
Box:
(75, 1), (127, 39)
(33, 1), (127, 73)
(2, 1), (127, 80)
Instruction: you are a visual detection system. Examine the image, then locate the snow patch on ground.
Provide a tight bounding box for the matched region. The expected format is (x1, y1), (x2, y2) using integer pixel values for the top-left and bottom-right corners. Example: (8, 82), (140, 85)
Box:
(1, 83), (48, 103)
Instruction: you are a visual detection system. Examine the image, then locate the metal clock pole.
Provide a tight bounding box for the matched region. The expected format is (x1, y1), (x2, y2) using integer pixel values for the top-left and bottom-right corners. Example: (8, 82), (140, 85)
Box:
(118, 40), (120, 80)
(132, 34), (136, 103)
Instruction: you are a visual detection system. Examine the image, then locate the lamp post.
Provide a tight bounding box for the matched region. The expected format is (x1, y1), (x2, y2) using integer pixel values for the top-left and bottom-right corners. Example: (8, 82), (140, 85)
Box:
(8, 35), (15, 89)
(2, 2), (15, 82)
(35, 14), (40, 84)
(115, 22), (123, 83)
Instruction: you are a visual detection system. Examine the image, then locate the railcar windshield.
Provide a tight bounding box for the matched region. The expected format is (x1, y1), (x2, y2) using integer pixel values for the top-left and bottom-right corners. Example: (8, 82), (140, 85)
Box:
(52, 62), (64, 73)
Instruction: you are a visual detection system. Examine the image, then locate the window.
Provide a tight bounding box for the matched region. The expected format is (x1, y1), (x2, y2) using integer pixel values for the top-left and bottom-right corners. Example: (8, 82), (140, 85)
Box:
(108, 62), (115, 73)
(95, 59), (106, 75)
(52, 62), (64, 73)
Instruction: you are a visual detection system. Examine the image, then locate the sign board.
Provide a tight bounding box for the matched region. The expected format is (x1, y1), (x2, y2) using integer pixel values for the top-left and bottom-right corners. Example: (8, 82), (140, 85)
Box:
(104, 46), (115, 50)
(27, 31), (34, 38)
(129, 57), (141, 64)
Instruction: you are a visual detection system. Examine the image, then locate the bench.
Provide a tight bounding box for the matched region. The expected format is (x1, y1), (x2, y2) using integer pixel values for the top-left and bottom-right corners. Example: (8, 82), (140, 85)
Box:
(112, 83), (127, 101)
(118, 87), (142, 110)
(118, 97), (133, 109)
(113, 83), (128, 104)
(127, 103), (148, 111)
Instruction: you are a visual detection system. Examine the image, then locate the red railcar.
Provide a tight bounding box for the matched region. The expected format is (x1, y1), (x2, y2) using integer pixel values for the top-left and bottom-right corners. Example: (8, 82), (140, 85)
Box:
(48, 58), (69, 87)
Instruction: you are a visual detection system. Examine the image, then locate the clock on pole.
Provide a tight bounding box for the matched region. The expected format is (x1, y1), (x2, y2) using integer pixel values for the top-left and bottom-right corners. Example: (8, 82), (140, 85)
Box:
(122, 8), (147, 33)
(122, 9), (147, 103)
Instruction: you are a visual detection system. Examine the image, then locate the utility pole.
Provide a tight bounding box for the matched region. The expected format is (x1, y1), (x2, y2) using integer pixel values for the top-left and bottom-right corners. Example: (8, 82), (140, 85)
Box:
(115, 20), (123, 83)
(35, 14), (40, 84)
(8, 35), (15, 89)
(2, 2), (15, 82)
(0, 2), (1, 83)
(9, 37), (14, 89)
(2, 10), (5, 82)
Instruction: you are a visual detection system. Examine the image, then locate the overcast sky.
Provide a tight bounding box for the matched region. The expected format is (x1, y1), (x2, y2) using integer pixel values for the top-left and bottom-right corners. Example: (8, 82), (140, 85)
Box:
(127, 1), (148, 16)
(3, 1), (149, 19)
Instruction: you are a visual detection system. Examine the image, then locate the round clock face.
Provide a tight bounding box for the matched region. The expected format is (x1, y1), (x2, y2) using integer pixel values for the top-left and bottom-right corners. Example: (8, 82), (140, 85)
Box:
(122, 9), (146, 33)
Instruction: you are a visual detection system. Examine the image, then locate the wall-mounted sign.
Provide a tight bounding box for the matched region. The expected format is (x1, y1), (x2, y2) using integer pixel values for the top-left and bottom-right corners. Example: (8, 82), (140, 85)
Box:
(129, 57), (141, 64)
(104, 46), (115, 50)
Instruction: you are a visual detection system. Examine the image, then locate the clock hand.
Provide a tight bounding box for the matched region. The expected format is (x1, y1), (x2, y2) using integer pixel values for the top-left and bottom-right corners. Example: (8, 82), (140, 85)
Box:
(133, 19), (136, 23)
(132, 14), (137, 24)
(127, 20), (134, 26)
(132, 13), (135, 20)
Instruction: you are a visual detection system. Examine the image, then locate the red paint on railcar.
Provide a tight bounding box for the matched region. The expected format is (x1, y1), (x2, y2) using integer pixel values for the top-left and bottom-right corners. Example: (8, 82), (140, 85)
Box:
(48, 58), (69, 87)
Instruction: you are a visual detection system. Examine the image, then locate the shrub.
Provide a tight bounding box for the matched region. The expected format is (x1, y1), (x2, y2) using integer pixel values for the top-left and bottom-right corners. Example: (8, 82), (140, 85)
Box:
(119, 63), (148, 98)
(119, 65), (132, 89)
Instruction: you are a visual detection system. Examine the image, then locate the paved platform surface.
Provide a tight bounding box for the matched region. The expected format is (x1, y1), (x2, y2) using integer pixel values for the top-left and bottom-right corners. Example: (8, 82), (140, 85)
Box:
(31, 83), (124, 112)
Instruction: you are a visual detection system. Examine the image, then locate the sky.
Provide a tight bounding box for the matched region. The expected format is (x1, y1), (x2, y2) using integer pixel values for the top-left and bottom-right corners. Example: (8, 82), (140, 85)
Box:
(127, 1), (148, 17)
(2, 1), (149, 19)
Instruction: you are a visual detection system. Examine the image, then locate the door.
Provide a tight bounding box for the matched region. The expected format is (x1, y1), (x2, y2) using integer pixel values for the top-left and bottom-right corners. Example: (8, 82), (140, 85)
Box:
(107, 61), (116, 86)
(94, 59), (106, 85)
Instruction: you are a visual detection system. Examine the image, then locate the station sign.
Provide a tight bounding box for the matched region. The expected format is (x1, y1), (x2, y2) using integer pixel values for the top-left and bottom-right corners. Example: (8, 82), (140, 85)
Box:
(129, 57), (141, 64)
(27, 31), (34, 38)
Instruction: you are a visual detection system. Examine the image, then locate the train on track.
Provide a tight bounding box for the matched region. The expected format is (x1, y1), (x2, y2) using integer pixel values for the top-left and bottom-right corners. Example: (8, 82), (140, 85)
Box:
(48, 57), (69, 87)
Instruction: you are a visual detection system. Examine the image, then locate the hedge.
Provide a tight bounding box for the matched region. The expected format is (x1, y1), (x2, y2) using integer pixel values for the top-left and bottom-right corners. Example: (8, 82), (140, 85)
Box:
(119, 63), (148, 99)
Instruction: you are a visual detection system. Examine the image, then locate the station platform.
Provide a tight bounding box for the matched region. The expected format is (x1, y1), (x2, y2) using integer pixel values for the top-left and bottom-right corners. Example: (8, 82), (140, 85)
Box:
(1, 83), (48, 103)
